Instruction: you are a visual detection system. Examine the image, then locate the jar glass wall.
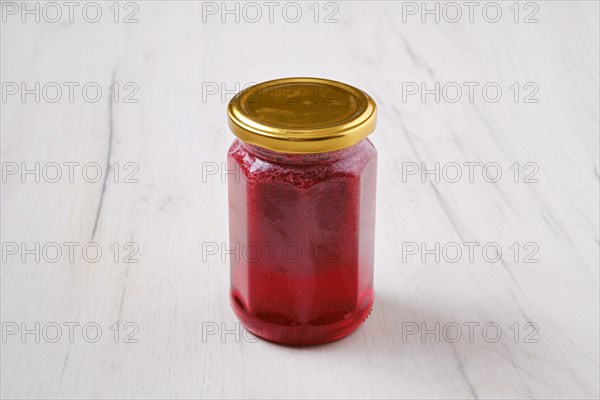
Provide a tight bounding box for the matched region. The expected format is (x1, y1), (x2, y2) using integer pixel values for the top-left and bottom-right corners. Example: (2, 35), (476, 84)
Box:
(227, 139), (377, 345)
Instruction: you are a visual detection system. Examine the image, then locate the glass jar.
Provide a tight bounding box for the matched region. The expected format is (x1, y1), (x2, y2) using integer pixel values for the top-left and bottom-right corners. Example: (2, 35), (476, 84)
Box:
(226, 77), (377, 345)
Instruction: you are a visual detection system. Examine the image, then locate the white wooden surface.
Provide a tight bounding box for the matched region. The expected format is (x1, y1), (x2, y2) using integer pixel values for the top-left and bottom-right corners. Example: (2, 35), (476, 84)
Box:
(1, 1), (599, 399)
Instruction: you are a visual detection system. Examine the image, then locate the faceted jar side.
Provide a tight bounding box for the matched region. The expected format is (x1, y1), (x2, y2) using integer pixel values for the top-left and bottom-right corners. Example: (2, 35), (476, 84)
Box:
(227, 139), (377, 345)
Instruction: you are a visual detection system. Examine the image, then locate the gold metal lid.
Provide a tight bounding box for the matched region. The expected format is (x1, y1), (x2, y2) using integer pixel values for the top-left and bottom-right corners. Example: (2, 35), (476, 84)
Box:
(227, 77), (377, 154)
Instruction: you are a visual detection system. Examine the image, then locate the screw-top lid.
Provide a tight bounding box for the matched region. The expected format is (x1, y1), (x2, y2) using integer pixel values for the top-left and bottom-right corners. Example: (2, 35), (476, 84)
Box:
(227, 77), (377, 154)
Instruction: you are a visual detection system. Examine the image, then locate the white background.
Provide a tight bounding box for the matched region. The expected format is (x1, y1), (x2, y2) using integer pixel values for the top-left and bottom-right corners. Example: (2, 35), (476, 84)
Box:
(1, 1), (599, 399)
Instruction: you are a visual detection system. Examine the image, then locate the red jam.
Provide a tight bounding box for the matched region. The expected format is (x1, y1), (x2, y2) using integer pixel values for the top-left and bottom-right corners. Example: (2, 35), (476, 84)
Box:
(227, 138), (377, 345)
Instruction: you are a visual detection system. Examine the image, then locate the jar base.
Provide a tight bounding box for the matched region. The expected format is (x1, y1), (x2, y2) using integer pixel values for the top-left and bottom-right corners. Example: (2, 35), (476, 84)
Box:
(230, 290), (374, 346)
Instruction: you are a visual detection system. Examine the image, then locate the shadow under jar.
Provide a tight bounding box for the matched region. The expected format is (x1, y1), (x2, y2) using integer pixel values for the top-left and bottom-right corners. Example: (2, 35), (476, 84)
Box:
(226, 77), (378, 345)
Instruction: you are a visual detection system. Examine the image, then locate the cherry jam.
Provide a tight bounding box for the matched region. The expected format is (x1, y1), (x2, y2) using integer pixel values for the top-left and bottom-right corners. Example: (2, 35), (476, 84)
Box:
(227, 139), (377, 345)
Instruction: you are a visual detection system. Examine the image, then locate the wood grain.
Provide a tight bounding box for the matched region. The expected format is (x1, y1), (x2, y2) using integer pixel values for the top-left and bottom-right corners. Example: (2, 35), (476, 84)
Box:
(1, 1), (598, 399)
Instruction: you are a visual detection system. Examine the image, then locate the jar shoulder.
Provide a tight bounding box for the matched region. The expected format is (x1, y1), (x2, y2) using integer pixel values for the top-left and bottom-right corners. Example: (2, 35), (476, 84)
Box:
(227, 139), (377, 187)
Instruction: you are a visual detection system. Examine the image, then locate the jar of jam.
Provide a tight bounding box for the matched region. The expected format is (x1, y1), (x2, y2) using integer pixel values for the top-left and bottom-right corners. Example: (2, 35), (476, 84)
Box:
(227, 77), (377, 345)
